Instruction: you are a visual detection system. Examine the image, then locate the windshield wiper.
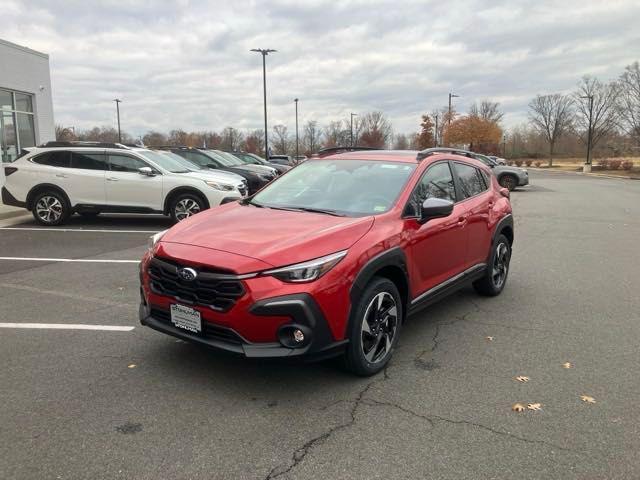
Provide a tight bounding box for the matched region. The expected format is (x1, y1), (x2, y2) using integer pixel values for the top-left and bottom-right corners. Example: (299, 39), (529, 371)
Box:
(269, 206), (345, 217)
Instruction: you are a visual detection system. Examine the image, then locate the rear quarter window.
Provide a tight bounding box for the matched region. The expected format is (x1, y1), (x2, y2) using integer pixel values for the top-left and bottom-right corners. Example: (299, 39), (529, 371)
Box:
(31, 151), (71, 168)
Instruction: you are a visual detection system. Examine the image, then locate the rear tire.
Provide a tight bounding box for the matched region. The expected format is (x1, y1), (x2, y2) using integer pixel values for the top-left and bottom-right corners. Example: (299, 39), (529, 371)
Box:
(31, 190), (71, 226)
(473, 234), (511, 296)
(344, 277), (402, 376)
(170, 193), (205, 223)
(499, 174), (518, 191)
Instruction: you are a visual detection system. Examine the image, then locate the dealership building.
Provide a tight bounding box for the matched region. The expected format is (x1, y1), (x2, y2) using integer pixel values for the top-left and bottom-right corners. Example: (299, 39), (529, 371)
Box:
(1, 38), (55, 186)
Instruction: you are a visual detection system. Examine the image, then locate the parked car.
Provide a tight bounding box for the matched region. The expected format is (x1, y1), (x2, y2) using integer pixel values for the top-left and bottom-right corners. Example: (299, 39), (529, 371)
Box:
(156, 147), (276, 194)
(294, 155), (308, 164)
(423, 148), (528, 191)
(212, 150), (279, 178)
(153, 149), (248, 186)
(488, 155), (507, 165)
(1, 142), (247, 225)
(268, 155), (293, 166)
(139, 148), (514, 375)
(228, 151), (291, 174)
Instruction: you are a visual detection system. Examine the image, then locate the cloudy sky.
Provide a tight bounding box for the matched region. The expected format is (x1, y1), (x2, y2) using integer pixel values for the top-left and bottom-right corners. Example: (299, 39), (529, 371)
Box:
(4, 0), (640, 137)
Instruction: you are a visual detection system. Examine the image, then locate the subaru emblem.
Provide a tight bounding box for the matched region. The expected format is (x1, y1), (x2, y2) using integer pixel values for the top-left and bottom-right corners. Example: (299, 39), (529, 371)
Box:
(178, 267), (197, 281)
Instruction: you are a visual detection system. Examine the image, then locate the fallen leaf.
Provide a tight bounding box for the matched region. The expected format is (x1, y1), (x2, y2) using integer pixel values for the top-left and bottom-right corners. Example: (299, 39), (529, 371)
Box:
(486, 336), (494, 341)
(580, 395), (596, 404)
(515, 376), (530, 383)
(527, 403), (542, 411)
(512, 403), (525, 412)
(562, 362), (572, 369)
(127, 364), (136, 369)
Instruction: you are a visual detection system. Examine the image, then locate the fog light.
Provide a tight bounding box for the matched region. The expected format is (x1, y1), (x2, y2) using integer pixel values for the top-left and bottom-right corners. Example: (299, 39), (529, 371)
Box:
(293, 329), (305, 343)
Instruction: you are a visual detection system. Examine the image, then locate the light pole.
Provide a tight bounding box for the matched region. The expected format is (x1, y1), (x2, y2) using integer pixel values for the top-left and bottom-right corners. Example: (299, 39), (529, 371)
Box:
(350, 113), (358, 146)
(294, 98), (299, 161)
(251, 48), (277, 160)
(502, 134), (507, 157)
(113, 99), (122, 143)
(434, 114), (439, 147)
(581, 94), (594, 173)
(447, 93), (459, 146)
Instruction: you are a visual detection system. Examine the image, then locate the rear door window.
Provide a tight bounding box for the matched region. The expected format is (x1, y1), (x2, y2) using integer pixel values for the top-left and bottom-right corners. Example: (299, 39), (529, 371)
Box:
(453, 162), (487, 199)
(71, 152), (107, 170)
(32, 151), (71, 168)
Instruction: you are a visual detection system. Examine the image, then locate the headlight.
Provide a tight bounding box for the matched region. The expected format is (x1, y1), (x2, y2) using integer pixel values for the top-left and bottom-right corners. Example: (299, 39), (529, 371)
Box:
(258, 174), (272, 181)
(263, 250), (347, 283)
(205, 180), (235, 191)
(148, 229), (168, 252)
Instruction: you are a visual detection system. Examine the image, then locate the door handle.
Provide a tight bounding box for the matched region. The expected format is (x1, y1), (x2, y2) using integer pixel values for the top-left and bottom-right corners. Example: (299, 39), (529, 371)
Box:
(458, 216), (467, 224)
(106, 177), (119, 182)
(55, 174), (68, 178)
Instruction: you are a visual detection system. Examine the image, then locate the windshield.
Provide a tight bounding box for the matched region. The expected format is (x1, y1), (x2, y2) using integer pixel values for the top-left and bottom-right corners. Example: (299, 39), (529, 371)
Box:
(475, 154), (497, 167)
(232, 152), (260, 165)
(251, 159), (416, 216)
(209, 150), (244, 166)
(138, 150), (191, 173)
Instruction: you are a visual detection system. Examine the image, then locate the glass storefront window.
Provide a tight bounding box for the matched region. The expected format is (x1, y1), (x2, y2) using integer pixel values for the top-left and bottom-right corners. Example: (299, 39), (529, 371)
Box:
(0, 90), (36, 162)
(17, 113), (36, 149)
(0, 89), (13, 111)
(15, 93), (33, 113)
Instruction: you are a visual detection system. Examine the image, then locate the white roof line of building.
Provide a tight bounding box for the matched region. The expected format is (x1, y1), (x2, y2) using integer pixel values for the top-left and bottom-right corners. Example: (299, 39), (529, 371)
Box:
(0, 38), (49, 59)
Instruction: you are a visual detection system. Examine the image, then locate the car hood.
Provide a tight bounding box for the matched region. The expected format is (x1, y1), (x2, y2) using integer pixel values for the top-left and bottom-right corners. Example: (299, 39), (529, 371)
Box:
(236, 164), (277, 176)
(496, 165), (526, 175)
(180, 170), (245, 185)
(160, 202), (375, 271)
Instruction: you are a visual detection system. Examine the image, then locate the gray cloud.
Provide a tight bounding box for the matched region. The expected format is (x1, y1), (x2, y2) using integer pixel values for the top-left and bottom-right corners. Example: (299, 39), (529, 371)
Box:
(4, 0), (640, 136)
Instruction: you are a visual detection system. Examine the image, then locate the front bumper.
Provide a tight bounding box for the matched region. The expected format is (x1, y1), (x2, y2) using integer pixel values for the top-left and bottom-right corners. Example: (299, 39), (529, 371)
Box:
(139, 293), (348, 360)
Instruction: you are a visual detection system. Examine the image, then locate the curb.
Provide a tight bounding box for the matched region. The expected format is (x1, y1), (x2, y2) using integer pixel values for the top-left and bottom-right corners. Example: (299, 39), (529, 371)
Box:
(527, 167), (639, 180)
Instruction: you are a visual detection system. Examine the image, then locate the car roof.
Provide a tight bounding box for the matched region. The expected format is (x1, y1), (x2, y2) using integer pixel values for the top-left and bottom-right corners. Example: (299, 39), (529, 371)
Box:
(323, 149), (491, 170)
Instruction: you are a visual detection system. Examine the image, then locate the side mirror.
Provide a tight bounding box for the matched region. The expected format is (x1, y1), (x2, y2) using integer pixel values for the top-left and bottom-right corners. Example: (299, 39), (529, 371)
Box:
(499, 187), (510, 199)
(419, 198), (454, 224)
(138, 166), (155, 176)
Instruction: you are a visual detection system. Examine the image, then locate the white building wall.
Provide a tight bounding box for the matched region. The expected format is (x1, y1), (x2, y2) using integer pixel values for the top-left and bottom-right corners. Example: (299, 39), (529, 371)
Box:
(0, 39), (54, 188)
(0, 38), (55, 144)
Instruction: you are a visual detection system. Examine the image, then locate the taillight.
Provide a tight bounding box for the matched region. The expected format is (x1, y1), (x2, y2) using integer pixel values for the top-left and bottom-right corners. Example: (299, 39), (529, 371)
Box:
(4, 166), (18, 176)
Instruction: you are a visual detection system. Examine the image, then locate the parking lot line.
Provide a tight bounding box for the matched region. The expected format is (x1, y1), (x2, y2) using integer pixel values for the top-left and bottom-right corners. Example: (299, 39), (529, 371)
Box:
(0, 227), (159, 233)
(0, 257), (140, 263)
(0, 323), (134, 331)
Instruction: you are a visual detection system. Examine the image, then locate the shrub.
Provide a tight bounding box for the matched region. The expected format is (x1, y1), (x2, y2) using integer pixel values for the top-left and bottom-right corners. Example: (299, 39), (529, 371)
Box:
(525, 159), (533, 167)
(622, 160), (633, 171)
(515, 159), (524, 167)
(507, 160), (514, 166)
(598, 158), (610, 169)
(534, 161), (542, 167)
(609, 159), (622, 170)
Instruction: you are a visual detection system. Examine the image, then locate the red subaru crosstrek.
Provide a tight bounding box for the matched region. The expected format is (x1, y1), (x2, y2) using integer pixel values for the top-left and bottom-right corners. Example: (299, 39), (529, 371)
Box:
(139, 149), (513, 375)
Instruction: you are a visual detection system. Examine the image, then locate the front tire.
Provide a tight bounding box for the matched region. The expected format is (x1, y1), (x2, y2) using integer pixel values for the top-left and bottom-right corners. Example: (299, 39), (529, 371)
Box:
(170, 193), (205, 223)
(344, 277), (402, 376)
(473, 234), (511, 296)
(32, 191), (71, 226)
(499, 174), (518, 191)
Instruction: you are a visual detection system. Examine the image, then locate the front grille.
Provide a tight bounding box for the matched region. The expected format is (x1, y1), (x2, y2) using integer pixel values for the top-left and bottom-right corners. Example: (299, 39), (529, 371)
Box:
(148, 257), (245, 312)
(238, 184), (248, 196)
(150, 307), (244, 345)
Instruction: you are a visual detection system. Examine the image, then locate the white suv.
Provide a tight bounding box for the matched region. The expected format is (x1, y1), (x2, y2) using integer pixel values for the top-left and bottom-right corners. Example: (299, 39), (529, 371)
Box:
(1, 142), (248, 225)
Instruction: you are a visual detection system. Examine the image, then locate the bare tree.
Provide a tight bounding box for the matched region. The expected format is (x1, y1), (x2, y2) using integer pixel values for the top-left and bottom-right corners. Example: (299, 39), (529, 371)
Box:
(393, 133), (409, 150)
(220, 127), (244, 151)
(272, 125), (290, 154)
(302, 121), (322, 154)
(243, 130), (264, 155)
(55, 125), (76, 141)
(574, 76), (620, 157)
(323, 120), (345, 148)
(359, 111), (392, 148)
(619, 61), (640, 144)
(528, 94), (574, 166)
(142, 131), (168, 146)
(469, 100), (504, 124)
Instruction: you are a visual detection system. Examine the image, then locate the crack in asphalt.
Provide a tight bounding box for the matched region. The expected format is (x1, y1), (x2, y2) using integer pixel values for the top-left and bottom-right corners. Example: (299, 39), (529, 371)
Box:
(363, 399), (573, 453)
(264, 380), (378, 480)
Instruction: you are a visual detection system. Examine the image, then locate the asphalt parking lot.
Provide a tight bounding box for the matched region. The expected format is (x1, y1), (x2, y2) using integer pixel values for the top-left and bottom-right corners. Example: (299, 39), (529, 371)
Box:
(1, 170), (639, 480)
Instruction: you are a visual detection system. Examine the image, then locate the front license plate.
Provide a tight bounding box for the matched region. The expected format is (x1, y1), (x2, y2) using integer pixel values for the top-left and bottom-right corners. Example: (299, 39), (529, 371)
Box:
(170, 304), (201, 333)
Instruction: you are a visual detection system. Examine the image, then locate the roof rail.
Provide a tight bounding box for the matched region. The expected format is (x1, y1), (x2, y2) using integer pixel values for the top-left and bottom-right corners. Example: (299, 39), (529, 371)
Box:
(416, 147), (476, 161)
(40, 141), (131, 149)
(150, 145), (202, 150)
(316, 146), (383, 158)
